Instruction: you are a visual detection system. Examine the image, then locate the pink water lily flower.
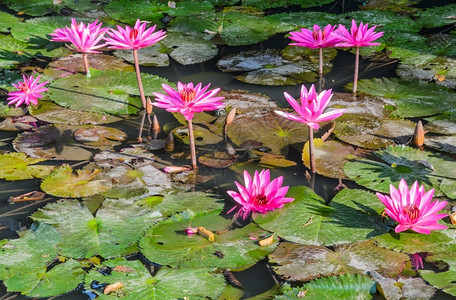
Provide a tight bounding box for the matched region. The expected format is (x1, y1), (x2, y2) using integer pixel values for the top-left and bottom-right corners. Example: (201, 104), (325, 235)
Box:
(153, 82), (225, 121)
(227, 169), (294, 220)
(333, 19), (383, 48)
(289, 24), (339, 49)
(376, 179), (448, 234)
(7, 74), (48, 107)
(275, 84), (345, 130)
(104, 19), (166, 50)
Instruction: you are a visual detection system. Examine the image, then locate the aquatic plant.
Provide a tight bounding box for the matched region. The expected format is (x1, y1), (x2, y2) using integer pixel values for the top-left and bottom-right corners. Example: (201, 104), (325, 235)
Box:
(275, 84), (345, 173)
(50, 19), (108, 76)
(227, 169), (294, 220)
(7, 74), (48, 107)
(376, 178), (448, 234)
(153, 82), (225, 169)
(288, 24), (339, 77)
(333, 19), (383, 94)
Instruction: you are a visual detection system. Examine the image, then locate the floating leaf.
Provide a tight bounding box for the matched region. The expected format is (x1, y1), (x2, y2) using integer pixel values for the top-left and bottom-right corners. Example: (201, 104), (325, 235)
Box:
(73, 126), (127, 150)
(277, 274), (376, 300)
(265, 11), (342, 33)
(104, 0), (170, 24)
(420, 253), (456, 297)
(269, 240), (408, 282)
(343, 145), (456, 197)
(113, 45), (169, 67)
(255, 151), (297, 168)
(227, 111), (308, 155)
(48, 69), (173, 115)
(219, 90), (278, 112)
(0, 115), (38, 131)
(345, 10), (422, 33)
(172, 125), (223, 146)
(359, 0), (420, 13)
(302, 139), (355, 178)
(0, 34), (32, 69)
(29, 100), (121, 125)
(140, 210), (277, 269)
(415, 4), (456, 28)
(254, 187), (390, 245)
(84, 257), (225, 299)
(0, 152), (54, 180)
(2, 0), (55, 16)
(0, 69), (23, 92)
(199, 151), (237, 168)
(41, 165), (109, 198)
(31, 199), (162, 258)
(0, 12), (19, 33)
(242, 0), (335, 10)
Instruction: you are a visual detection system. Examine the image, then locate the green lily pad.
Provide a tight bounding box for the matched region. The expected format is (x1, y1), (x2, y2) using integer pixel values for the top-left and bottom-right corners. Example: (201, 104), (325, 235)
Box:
(2, 0), (55, 16)
(113, 45), (169, 67)
(166, 0), (215, 17)
(345, 10), (422, 33)
(302, 139), (355, 178)
(104, 0), (170, 24)
(44, 53), (132, 79)
(415, 4), (456, 28)
(343, 145), (456, 197)
(140, 210), (277, 270)
(0, 34), (32, 69)
(385, 32), (431, 62)
(420, 253), (456, 297)
(0, 152), (54, 180)
(282, 45), (337, 66)
(354, 78), (456, 118)
(73, 126), (127, 150)
(227, 111), (309, 155)
(31, 199), (162, 258)
(277, 274), (376, 299)
(172, 124), (223, 146)
(242, 0), (335, 10)
(254, 187), (390, 246)
(265, 11), (342, 33)
(0, 69), (23, 92)
(0, 12), (19, 33)
(269, 240), (409, 282)
(84, 257), (225, 299)
(359, 0), (420, 13)
(41, 165), (110, 198)
(219, 90), (278, 112)
(48, 69), (173, 115)
(29, 100), (121, 125)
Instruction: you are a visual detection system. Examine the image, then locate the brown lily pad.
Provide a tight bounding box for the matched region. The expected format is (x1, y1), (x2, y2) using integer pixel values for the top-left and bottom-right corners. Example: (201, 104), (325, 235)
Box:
(198, 151), (237, 168)
(0, 115), (38, 131)
(218, 90), (277, 113)
(73, 126), (127, 150)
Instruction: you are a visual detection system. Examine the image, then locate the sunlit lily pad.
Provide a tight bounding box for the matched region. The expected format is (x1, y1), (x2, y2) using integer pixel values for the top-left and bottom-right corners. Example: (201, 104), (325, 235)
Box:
(104, 0), (170, 24)
(73, 126), (127, 150)
(84, 258), (225, 299)
(219, 90), (277, 112)
(0, 34), (32, 69)
(2, 0), (55, 16)
(44, 53), (132, 79)
(217, 49), (319, 85)
(354, 78), (456, 118)
(172, 125), (223, 146)
(345, 10), (422, 33)
(265, 11), (341, 33)
(425, 136), (456, 155)
(227, 111), (308, 155)
(254, 187), (391, 245)
(415, 4), (456, 28)
(277, 274), (376, 300)
(31, 199), (162, 258)
(113, 45), (169, 67)
(359, 0), (420, 13)
(140, 210), (277, 270)
(41, 165), (110, 198)
(420, 253), (456, 297)
(29, 100), (121, 125)
(0, 12), (18, 33)
(385, 32), (430, 62)
(48, 69), (173, 115)
(254, 151), (297, 168)
(343, 145), (456, 197)
(269, 240), (408, 282)
(0, 152), (54, 180)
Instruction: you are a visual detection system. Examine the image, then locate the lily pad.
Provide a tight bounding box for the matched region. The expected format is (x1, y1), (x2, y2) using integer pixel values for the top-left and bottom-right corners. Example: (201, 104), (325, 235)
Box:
(302, 139), (355, 178)
(354, 78), (456, 118)
(269, 240), (409, 282)
(265, 11), (342, 33)
(415, 4), (456, 28)
(420, 253), (456, 297)
(425, 135), (456, 155)
(0, 115), (38, 131)
(254, 187), (391, 246)
(359, 0), (420, 13)
(242, 0), (335, 10)
(227, 111), (309, 155)
(31, 199), (162, 258)
(139, 210), (277, 269)
(0, 152), (54, 180)
(345, 10), (422, 33)
(0, 69), (23, 92)
(73, 126), (127, 150)
(172, 125), (223, 146)
(277, 274), (376, 299)
(104, 0), (170, 24)
(0, 34), (32, 69)
(84, 257), (225, 299)
(41, 165), (110, 198)
(2, 0), (55, 16)
(343, 145), (456, 197)
(198, 151), (237, 168)
(29, 100), (121, 125)
(0, 12), (19, 33)
(219, 90), (278, 112)
(48, 69), (173, 115)
(113, 45), (169, 67)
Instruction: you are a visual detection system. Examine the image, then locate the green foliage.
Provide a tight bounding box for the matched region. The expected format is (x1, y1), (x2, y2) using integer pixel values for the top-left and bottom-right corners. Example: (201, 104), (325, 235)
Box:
(0, 152), (54, 180)
(0, 12), (19, 33)
(420, 253), (456, 297)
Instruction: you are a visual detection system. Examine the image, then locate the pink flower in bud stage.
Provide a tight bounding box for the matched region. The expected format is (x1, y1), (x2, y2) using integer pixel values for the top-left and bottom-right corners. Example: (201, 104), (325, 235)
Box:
(410, 253), (427, 270)
(274, 84), (346, 130)
(227, 169), (294, 220)
(376, 179), (448, 234)
(333, 19), (383, 48)
(152, 82), (225, 121)
(7, 74), (48, 107)
(104, 19), (166, 50)
(289, 24), (340, 49)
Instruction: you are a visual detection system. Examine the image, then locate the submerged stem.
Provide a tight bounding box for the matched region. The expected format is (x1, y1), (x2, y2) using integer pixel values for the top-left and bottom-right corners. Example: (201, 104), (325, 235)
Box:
(353, 46), (360, 94)
(133, 49), (147, 110)
(188, 119), (197, 169)
(82, 53), (90, 76)
(308, 125), (315, 173)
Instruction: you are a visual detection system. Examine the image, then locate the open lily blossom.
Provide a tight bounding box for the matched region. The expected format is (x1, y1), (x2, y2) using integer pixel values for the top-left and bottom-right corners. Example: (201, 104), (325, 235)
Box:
(227, 169), (294, 220)
(275, 84), (345, 130)
(104, 19), (166, 50)
(376, 179), (448, 234)
(7, 74), (48, 107)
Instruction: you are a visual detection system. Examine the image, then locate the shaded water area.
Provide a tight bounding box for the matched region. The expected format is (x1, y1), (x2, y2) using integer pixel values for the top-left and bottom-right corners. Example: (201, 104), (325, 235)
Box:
(1, 0), (456, 299)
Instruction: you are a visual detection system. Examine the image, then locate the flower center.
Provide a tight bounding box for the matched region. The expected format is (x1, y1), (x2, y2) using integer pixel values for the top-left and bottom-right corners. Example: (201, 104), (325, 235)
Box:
(129, 29), (139, 40)
(180, 87), (196, 103)
(19, 82), (30, 93)
(313, 30), (325, 41)
(253, 194), (268, 205)
(404, 204), (420, 222)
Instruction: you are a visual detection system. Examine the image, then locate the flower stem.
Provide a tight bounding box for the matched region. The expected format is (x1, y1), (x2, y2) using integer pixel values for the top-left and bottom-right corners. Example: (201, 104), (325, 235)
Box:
(318, 47), (323, 78)
(82, 53), (90, 76)
(308, 125), (315, 173)
(188, 119), (197, 169)
(133, 49), (147, 110)
(353, 46), (359, 94)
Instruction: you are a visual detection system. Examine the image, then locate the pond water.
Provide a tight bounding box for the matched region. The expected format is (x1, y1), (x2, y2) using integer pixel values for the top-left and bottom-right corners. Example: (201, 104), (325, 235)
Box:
(0, 0), (456, 299)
